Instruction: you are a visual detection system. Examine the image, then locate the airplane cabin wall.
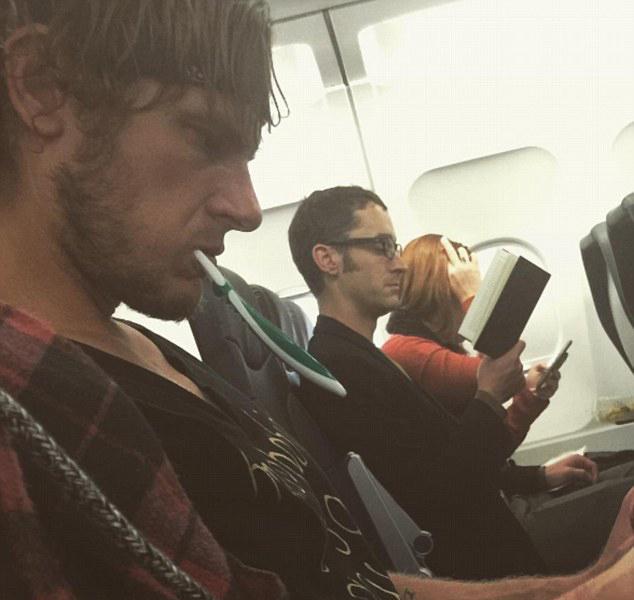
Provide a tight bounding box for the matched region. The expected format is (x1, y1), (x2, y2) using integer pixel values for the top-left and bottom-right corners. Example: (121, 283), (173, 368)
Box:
(228, 0), (634, 447)
(118, 0), (634, 451)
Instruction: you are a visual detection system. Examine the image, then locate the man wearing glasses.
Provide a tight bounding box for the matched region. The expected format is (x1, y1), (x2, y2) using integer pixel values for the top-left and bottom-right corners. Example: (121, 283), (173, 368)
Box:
(288, 185), (548, 580)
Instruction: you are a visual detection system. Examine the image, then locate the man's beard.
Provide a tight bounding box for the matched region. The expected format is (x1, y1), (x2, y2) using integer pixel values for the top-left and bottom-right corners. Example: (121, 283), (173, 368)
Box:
(342, 249), (360, 274)
(52, 161), (201, 322)
(342, 253), (398, 318)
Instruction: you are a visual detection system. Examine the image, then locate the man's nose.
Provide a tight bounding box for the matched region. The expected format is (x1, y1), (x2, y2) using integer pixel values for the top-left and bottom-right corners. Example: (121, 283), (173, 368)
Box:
(212, 162), (262, 232)
(392, 255), (407, 272)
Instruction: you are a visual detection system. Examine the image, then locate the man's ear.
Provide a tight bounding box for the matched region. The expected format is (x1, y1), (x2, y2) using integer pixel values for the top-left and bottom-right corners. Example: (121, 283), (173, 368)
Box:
(3, 24), (64, 140)
(312, 244), (342, 277)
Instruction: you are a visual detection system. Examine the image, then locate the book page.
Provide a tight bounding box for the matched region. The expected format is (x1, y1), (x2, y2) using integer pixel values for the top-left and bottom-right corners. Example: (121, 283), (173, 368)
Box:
(458, 250), (517, 341)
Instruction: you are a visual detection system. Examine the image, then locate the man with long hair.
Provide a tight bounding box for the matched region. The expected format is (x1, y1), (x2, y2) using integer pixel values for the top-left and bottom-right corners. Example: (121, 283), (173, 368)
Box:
(0, 2), (397, 597)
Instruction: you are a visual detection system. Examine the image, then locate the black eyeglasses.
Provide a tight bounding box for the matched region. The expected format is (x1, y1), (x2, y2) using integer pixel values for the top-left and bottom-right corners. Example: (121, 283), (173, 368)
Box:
(325, 235), (403, 260)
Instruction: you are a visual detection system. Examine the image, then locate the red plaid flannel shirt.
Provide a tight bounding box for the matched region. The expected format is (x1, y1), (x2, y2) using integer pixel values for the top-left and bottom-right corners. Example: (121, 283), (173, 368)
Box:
(0, 303), (287, 599)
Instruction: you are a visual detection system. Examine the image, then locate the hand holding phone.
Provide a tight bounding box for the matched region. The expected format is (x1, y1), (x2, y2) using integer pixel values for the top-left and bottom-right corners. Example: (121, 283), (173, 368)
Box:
(536, 340), (572, 391)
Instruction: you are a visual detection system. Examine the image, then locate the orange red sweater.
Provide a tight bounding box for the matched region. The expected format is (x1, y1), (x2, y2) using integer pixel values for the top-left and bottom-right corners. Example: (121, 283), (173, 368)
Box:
(382, 305), (549, 450)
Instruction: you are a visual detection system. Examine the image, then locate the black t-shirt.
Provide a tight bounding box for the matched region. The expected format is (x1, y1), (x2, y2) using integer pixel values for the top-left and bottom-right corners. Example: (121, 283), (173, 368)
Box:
(78, 329), (399, 600)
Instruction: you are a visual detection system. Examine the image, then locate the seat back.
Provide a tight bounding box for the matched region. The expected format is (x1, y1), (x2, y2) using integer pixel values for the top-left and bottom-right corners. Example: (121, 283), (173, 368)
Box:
(278, 299), (314, 350)
(250, 285), (314, 387)
(188, 266), (292, 426)
(606, 193), (634, 326)
(580, 223), (633, 371)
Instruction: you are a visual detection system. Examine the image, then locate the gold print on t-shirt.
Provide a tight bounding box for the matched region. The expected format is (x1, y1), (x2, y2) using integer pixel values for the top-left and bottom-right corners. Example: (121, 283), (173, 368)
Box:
(346, 563), (400, 599)
(239, 440), (309, 501)
(242, 451), (283, 501)
(238, 408), (313, 501)
(326, 527), (352, 556)
(324, 495), (362, 535)
(237, 408), (397, 598)
(322, 494), (401, 600)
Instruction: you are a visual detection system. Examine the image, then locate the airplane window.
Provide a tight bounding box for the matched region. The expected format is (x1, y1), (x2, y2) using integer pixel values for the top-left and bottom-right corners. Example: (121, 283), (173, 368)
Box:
(329, 0), (634, 212)
(248, 17), (371, 211)
(405, 147), (595, 443)
(344, 0), (598, 196)
(406, 147), (557, 243)
(407, 148), (559, 350)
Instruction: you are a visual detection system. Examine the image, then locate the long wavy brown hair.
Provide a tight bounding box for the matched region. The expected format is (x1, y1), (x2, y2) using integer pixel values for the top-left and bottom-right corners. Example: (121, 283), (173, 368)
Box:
(0, 0), (283, 175)
(399, 233), (471, 346)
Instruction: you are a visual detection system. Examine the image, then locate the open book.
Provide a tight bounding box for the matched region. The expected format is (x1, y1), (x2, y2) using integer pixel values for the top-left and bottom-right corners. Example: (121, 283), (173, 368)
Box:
(458, 249), (550, 357)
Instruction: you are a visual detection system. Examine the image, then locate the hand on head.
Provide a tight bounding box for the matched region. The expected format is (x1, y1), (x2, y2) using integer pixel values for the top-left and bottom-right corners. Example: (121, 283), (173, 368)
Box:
(440, 235), (481, 304)
(544, 453), (598, 490)
(476, 340), (527, 404)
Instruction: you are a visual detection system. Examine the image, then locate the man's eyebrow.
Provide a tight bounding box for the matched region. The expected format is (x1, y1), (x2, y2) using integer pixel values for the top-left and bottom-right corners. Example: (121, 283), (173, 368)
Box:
(174, 109), (256, 159)
(353, 233), (396, 240)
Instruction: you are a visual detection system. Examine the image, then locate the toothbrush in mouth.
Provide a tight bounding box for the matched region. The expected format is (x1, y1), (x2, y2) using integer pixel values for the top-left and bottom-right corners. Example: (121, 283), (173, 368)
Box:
(194, 250), (346, 397)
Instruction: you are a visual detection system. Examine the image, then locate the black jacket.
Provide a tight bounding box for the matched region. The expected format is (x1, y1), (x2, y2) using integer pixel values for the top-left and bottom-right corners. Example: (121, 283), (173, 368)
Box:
(301, 315), (546, 580)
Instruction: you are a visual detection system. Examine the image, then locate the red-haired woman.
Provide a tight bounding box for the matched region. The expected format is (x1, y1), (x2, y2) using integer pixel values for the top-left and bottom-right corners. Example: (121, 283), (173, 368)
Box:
(383, 234), (551, 445)
(382, 234), (596, 492)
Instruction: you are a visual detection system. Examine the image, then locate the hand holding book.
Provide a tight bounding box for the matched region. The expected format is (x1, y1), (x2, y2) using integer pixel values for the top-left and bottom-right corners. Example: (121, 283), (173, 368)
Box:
(458, 249), (551, 358)
(476, 339), (527, 404)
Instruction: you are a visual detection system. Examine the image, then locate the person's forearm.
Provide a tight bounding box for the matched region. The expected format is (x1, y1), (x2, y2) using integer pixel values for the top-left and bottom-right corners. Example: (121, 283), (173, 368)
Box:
(389, 571), (584, 600)
(449, 397), (513, 474)
(390, 488), (634, 600)
(556, 546), (634, 599)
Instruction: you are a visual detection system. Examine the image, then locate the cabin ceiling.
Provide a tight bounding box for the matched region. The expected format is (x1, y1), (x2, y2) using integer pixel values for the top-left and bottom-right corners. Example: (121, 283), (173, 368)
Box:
(269, 0), (361, 22)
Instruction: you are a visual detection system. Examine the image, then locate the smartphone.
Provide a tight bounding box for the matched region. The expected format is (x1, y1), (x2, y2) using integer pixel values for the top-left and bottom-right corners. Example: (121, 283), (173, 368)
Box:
(536, 340), (572, 390)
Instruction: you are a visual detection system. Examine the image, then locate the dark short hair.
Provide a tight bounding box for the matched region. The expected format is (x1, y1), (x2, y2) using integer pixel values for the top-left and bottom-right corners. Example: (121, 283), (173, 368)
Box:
(288, 185), (387, 296)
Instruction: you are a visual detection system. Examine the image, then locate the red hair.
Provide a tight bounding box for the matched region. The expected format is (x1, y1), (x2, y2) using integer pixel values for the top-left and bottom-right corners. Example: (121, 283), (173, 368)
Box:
(399, 234), (469, 345)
